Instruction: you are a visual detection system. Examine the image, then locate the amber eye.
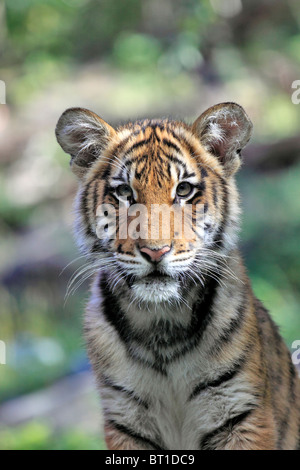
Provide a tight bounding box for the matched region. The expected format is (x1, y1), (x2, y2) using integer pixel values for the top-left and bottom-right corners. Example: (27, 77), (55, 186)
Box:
(176, 182), (193, 198)
(116, 184), (133, 200)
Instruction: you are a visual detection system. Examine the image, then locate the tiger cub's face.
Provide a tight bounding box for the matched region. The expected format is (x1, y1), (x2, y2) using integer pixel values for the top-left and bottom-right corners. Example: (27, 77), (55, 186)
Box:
(56, 103), (252, 303)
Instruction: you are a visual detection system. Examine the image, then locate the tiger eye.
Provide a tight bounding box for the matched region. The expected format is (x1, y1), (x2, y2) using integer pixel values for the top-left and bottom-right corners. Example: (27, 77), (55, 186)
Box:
(176, 182), (193, 198)
(116, 184), (133, 199)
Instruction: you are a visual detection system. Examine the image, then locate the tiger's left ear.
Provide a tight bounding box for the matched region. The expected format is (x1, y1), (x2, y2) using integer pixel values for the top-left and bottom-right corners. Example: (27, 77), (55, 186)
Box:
(55, 107), (116, 179)
(192, 102), (253, 176)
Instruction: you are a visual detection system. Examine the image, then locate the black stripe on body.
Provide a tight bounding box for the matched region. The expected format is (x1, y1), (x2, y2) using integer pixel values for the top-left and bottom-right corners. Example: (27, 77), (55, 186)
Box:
(92, 179), (100, 216)
(262, 310), (293, 449)
(199, 409), (253, 450)
(277, 407), (291, 450)
(108, 419), (164, 450)
(288, 353), (297, 402)
(215, 303), (246, 344)
(189, 355), (246, 400)
(80, 181), (96, 238)
(277, 350), (297, 449)
(255, 302), (297, 450)
(212, 181), (218, 206)
(135, 276), (217, 352)
(212, 177), (228, 250)
(100, 275), (168, 375)
(128, 347), (169, 376)
(208, 293), (247, 355)
(102, 375), (149, 409)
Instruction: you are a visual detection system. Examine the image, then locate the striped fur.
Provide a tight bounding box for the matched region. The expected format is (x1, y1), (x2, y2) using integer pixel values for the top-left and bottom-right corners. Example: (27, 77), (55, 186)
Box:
(56, 103), (300, 450)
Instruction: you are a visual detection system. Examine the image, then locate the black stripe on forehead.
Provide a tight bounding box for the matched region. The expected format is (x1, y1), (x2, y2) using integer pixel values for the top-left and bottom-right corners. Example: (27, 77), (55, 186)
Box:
(169, 128), (197, 156)
(201, 167), (208, 179)
(108, 132), (132, 159)
(162, 138), (181, 154)
(134, 151), (167, 184)
(93, 132), (134, 180)
(160, 137), (199, 180)
(124, 135), (153, 156)
(134, 160), (147, 180)
(105, 157), (133, 182)
(159, 150), (188, 175)
(153, 126), (162, 141)
(183, 170), (196, 179)
(109, 124), (198, 182)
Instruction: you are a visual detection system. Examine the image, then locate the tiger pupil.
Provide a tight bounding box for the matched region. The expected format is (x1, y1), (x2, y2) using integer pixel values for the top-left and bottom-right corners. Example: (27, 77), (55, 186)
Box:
(117, 184), (132, 199)
(177, 182), (192, 197)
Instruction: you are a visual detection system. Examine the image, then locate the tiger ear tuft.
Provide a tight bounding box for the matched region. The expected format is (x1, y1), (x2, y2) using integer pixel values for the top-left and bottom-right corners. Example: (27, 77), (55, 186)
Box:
(55, 107), (115, 179)
(192, 102), (253, 176)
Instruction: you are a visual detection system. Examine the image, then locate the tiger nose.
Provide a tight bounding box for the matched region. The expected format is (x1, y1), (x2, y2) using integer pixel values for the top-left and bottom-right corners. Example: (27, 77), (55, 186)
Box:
(139, 245), (171, 263)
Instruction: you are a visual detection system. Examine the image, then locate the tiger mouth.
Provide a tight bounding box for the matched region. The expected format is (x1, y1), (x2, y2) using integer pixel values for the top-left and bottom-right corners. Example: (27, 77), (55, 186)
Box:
(136, 271), (176, 286)
(145, 272), (170, 280)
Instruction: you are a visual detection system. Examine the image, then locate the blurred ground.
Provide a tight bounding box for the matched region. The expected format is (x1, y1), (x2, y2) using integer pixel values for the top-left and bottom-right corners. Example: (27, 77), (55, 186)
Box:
(0, 0), (300, 450)
(0, 371), (104, 450)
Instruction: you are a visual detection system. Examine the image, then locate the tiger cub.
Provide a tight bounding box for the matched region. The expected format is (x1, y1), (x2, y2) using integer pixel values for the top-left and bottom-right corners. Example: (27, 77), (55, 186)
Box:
(56, 102), (300, 450)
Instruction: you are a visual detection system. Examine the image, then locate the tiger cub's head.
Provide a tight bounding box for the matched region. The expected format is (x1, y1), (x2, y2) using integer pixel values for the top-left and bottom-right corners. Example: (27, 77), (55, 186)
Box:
(56, 103), (252, 303)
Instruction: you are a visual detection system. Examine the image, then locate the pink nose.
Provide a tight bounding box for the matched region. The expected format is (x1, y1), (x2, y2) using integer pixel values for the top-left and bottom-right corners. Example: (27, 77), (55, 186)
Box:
(140, 245), (171, 262)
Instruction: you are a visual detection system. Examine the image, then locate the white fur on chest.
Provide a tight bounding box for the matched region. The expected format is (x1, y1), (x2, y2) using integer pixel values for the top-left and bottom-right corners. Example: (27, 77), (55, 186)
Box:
(100, 336), (255, 450)
(140, 360), (254, 449)
(87, 274), (255, 450)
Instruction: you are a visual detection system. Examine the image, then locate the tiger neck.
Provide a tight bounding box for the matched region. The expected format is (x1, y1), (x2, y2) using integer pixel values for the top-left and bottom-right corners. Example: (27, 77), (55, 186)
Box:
(98, 268), (224, 343)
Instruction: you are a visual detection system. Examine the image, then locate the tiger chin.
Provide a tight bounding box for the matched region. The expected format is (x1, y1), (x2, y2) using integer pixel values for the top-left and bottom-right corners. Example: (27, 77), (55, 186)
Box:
(56, 102), (300, 450)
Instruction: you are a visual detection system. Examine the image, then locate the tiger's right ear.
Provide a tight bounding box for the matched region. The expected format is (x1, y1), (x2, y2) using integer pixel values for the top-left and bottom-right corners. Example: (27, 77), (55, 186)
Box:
(55, 107), (116, 179)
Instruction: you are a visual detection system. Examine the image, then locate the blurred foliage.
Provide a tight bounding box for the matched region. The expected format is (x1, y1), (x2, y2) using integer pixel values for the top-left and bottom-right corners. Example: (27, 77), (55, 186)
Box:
(2, 0), (300, 133)
(0, 421), (105, 450)
(0, 0), (300, 450)
(239, 163), (300, 343)
(0, 287), (86, 401)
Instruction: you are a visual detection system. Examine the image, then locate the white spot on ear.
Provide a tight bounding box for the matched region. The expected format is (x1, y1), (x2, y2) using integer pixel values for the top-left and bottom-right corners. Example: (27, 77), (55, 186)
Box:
(208, 122), (226, 144)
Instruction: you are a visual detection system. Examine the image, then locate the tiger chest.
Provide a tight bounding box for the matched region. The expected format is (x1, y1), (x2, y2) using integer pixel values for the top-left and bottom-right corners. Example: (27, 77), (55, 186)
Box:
(121, 357), (256, 450)
(122, 360), (232, 450)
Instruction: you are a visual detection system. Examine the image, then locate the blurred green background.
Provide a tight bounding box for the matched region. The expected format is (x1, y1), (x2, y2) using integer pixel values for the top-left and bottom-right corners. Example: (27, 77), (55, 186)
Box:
(0, 0), (300, 450)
